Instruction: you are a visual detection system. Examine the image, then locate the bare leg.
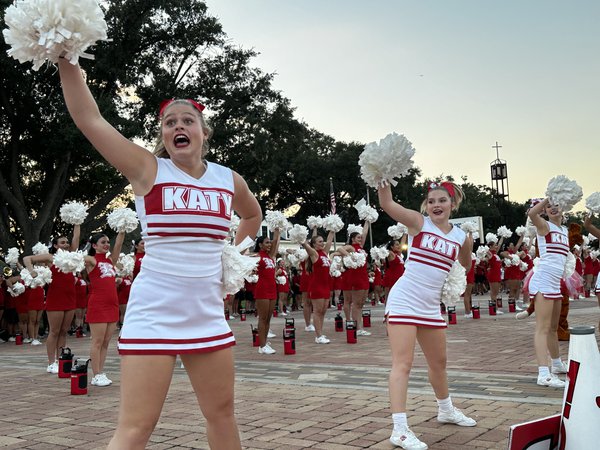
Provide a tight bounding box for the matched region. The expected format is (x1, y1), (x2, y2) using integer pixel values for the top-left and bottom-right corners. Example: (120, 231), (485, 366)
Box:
(312, 298), (328, 337)
(387, 324), (417, 412)
(416, 328), (449, 399)
(256, 299), (275, 347)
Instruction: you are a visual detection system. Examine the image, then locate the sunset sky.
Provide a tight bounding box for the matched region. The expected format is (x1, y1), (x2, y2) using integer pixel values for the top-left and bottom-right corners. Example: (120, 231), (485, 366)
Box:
(205, 0), (599, 209)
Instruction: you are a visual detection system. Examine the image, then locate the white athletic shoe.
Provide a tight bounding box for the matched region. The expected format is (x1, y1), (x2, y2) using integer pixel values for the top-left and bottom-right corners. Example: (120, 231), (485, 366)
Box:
(537, 373), (565, 388)
(23, 338), (32, 344)
(315, 335), (331, 344)
(31, 339), (42, 346)
(389, 426), (428, 449)
(91, 373), (112, 387)
(551, 361), (569, 374)
(47, 361), (58, 374)
(357, 329), (371, 336)
(258, 343), (276, 355)
(515, 311), (530, 320)
(304, 324), (315, 332)
(437, 407), (477, 426)
(464, 312), (473, 319)
(267, 329), (276, 338)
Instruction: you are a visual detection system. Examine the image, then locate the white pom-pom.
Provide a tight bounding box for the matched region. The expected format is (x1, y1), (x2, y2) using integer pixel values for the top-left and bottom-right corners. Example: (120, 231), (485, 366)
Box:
(20, 266), (52, 288)
(276, 276), (286, 285)
(265, 210), (290, 232)
(515, 226), (526, 237)
(460, 222), (478, 233)
(585, 192), (600, 214)
(519, 261), (528, 272)
(322, 214), (344, 232)
(589, 234), (598, 242)
(497, 226), (512, 239)
(545, 175), (583, 212)
(5, 247), (20, 266)
(358, 132), (416, 188)
(592, 250), (600, 259)
(485, 233), (498, 244)
(116, 253), (134, 277)
(343, 252), (366, 269)
(31, 242), (49, 255)
(3, 0), (109, 71)
(8, 282), (26, 297)
(523, 236), (531, 246)
(347, 224), (363, 235)
(563, 252), (576, 279)
(52, 249), (85, 274)
(357, 205), (379, 223)
(441, 261), (466, 306)
(222, 237), (259, 296)
(107, 207), (139, 233)
(307, 216), (323, 230)
(245, 274), (259, 284)
(503, 254), (520, 267)
(388, 223), (408, 239)
(476, 245), (489, 260)
(286, 253), (300, 268)
(370, 246), (389, 262)
(297, 249), (308, 262)
(229, 214), (240, 236)
(288, 224), (309, 244)
(329, 256), (344, 278)
(59, 201), (88, 225)
(472, 231), (480, 241)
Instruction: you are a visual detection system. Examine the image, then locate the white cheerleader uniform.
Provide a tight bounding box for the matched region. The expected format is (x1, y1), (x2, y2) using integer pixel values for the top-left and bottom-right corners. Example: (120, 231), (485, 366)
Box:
(528, 221), (568, 300)
(386, 216), (466, 328)
(118, 158), (235, 354)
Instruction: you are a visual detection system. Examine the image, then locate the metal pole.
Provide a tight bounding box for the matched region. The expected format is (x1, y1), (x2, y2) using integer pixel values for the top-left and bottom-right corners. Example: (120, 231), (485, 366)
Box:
(366, 188), (373, 249)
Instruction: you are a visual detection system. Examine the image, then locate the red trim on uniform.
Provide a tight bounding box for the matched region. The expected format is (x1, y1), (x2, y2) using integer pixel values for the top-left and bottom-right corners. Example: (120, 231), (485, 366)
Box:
(119, 331), (233, 345)
(387, 320), (447, 329)
(119, 341), (235, 355)
(529, 292), (562, 300)
(148, 222), (230, 231)
(387, 315), (447, 324)
(408, 257), (451, 273)
(146, 232), (227, 239)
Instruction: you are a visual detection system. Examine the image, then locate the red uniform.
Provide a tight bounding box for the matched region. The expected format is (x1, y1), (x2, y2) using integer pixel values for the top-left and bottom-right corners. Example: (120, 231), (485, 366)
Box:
(299, 260), (312, 293)
(118, 277), (132, 305)
(309, 250), (332, 300)
(331, 274), (342, 291)
(503, 249), (522, 281)
(45, 265), (76, 311)
(584, 256), (595, 275)
(276, 270), (289, 294)
(75, 277), (88, 309)
(574, 257), (583, 276)
(254, 250), (277, 300)
(133, 252), (144, 280)
(487, 252), (502, 283)
(594, 259), (600, 276)
(86, 254), (119, 323)
(466, 257), (476, 284)
(383, 253), (405, 288)
(27, 286), (45, 311)
(14, 289), (29, 314)
(342, 244), (369, 291)
(373, 266), (383, 287)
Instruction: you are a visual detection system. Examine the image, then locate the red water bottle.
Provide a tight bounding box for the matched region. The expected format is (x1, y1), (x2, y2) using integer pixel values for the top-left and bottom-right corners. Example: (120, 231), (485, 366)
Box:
(240, 309), (246, 321)
(488, 300), (497, 316)
(508, 298), (516, 313)
(75, 326), (83, 338)
(15, 332), (23, 345)
(371, 297), (376, 306)
(283, 328), (296, 355)
(70, 358), (89, 395)
(362, 309), (371, 328)
(440, 302), (446, 314)
(334, 314), (343, 332)
(273, 307), (278, 318)
(285, 318), (295, 330)
(472, 305), (480, 319)
(251, 325), (259, 347)
(337, 301), (343, 311)
(447, 306), (457, 325)
(496, 295), (503, 309)
(58, 347), (74, 379)
(346, 320), (357, 344)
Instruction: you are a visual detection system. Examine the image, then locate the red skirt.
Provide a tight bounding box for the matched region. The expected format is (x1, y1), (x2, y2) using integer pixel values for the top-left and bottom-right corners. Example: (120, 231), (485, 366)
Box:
(27, 287), (45, 311)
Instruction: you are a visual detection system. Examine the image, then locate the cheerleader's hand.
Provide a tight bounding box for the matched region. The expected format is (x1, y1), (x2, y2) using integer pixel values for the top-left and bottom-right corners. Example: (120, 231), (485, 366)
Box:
(28, 269), (38, 279)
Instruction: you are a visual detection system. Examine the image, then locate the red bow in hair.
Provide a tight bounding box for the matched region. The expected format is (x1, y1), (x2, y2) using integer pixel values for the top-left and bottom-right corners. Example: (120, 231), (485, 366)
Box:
(427, 181), (455, 198)
(159, 99), (205, 117)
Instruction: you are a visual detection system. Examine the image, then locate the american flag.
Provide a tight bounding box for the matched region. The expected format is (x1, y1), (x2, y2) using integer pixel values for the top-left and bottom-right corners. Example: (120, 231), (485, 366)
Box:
(329, 178), (336, 214)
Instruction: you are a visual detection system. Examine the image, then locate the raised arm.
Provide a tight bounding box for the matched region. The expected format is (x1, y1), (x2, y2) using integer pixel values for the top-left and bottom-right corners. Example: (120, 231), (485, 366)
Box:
(57, 60), (156, 195)
(23, 253), (54, 275)
(70, 224), (81, 251)
(108, 231), (126, 266)
(231, 172), (262, 246)
(301, 241), (319, 263)
(268, 228), (281, 259)
(360, 221), (370, 248)
(323, 230), (335, 254)
(377, 184), (423, 235)
(458, 234), (474, 270)
(584, 214), (600, 240)
(527, 198), (550, 236)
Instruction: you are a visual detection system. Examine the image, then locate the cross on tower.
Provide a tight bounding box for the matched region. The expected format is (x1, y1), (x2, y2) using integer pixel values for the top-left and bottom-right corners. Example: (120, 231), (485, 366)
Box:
(492, 141), (502, 160)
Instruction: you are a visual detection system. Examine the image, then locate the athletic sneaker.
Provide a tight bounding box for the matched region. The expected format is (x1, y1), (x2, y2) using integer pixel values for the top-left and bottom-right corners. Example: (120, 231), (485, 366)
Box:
(437, 407), (477, 426)
(389, 426), (428, 449)
(47, 361), (58, 374)
(91, 373), (112, 387)
(515, 311), (530, 320)
(537, 373), (565, 388)
(267, 330), (276, 338)
(280, 312), (288, 316)
(31, 339), (42, 346)
(315, 335), (331, 344)
(304, 324), (316, 332)
(464, 312), (473, 319)
(258, 342), (276, 354)
(551, 361), (569, 374)
(495, 310), (504, 315)
(357, 329), (371, 336)
(22, 338), (32, 344)
(8, 337), (16, 342)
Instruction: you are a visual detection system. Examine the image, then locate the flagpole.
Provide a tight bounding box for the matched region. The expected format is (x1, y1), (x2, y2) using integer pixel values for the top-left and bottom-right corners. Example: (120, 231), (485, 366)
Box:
(330, 177), (337, 251)
(366, 187), (373, 249)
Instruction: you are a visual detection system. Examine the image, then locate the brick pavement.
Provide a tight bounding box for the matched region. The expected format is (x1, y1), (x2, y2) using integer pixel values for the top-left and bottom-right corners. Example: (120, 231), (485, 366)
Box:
(0, 297), (598, 449)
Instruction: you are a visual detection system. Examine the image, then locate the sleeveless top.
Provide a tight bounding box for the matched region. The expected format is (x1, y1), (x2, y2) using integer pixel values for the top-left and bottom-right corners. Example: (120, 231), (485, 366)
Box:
(536, 221), (569, 278)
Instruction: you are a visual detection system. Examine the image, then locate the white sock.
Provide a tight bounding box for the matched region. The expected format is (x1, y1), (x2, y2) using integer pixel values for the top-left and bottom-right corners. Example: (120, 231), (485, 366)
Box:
(436, 396), (453, 413)
(551, 358), (563, 367)
(392, 412), (408, 431)
(539, 366), (550, 378)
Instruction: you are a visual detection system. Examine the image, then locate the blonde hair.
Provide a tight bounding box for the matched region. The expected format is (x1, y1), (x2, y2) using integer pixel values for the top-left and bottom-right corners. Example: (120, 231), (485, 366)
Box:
(152, 99), (213, 158)
(420, 182), (465, 214)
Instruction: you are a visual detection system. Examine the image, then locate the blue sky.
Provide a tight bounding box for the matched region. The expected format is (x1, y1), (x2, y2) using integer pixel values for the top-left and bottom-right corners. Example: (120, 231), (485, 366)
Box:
(205, 1), (599, 208)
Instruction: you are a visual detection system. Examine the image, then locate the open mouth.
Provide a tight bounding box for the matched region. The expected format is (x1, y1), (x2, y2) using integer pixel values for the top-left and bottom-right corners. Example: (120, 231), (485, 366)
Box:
(432, 209), (443, 216)
(174, 134), (190, 148)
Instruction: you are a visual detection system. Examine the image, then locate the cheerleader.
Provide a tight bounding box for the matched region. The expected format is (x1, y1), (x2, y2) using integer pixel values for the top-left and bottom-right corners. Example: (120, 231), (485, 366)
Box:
(6, 274), (30, 342)
(372, 263), (383, 304)
(299, 256), (315, 331)
(339, 222), (371, 336)
(527, 199), (569, 387)
(59, 60), (261, 449)
(117, 275), (132, 327)
(378, 181), (476, 450)
(463, 251), (477, 318)
(275, 259), (290, 316)
(382, 239), (406, 302)
(583, 215), (600, 325)
(23, 228), (80, 373)
(301, 231), (336, 343)
(132, 238), (145, 280)
(500, 237), (525, 310)
(486, 239), (505, 314)
(253, 230), (281, 354)
(27, 285), (45, 345)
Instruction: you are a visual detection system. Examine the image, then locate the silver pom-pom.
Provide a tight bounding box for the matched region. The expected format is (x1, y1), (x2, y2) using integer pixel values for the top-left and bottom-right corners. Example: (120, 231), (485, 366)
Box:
(288, 224), (309, 244)
(585, 192), (600, 214)
(20, 266), (52, 288)
(8, 281), (26, 297)
(31, 242), (49, 255)
(307, 216), (323, 230)
(357, 204), (378, 223)
(107, 207), (139, 233)
(329, 256), (344, 277)
(265, 210), (290, 232)
(515, 226), (527, 237)
(497, 226), (512, 239)
(322, 214), (344, 232)
(347, 224), (363, 235)
(3, 0), (109, 71)
(222, 237), (259, 296)
(5, 247), (20, 266)
(460, 222), (478, 233)
(358, 132), (416, 188)
(441, 260), (466, 306)
(476, 245), (489, 260)
(59, 201), (88, 225)
(52, 249), (85, 274)
(485, 233), (498, 244)
(545, 175), (583, 212)
(388, 223), (408, 239)
(116, 253), (134, 277)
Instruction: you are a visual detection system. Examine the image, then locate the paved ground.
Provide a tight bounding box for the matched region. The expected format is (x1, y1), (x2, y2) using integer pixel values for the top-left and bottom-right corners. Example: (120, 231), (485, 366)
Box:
(1, 296), (598, 449)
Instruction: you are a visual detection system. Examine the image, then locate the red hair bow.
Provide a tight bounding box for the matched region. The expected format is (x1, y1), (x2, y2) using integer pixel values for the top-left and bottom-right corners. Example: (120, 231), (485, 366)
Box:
(159, 99), (205, 117)
(427, 181), (455, 198)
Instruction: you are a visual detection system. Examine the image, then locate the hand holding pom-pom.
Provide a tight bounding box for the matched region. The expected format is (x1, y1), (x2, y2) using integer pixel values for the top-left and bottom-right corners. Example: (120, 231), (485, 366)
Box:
(107, 208), (139, 233)
(585, 192), (600, 214)
(388, 223), (408, 239)
(52, 249), (85, 274)
(276, 276), (286, 285)
(245, 274), (259, 284)
(359, 132), (416, 188)
(116, 254), (134, 277)
(357, 205), (378, 223)
(370, 246), (389, 262)
(545, 175), (583, 212)
(265, 210), (290, 232)
(476, 245), (489, 260)
(441, 261), (466, 306)
(60, 201), (88, 225)
(21, 266), (52, 288)
(5, 247), (20, 266)
(497, 226), (512, 239)
(329, 256), (344, 278)
(515, 226), (526, 237)
(222, 237), (259, 296)
(322, 214), (344, 232)
(347, 224), (362, 236)
(288, 224), (308, 244)
(8, 282), (26, 297)
(307, 216), (323, 230)
(460, 222), (478, 234)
